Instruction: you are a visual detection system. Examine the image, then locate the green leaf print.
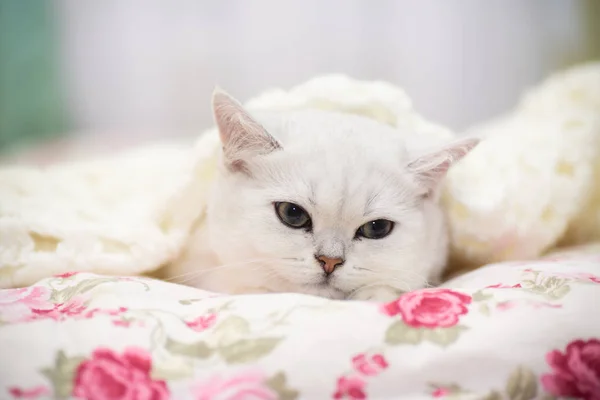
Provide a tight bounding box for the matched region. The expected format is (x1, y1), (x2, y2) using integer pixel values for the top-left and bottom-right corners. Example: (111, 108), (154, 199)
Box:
(212, 315), (251, 346)
(521, 270), (572, 300)
(217, 337), (283, 364)
(385, 321), (467, 347)
(505, 365), (538, 400)
(478, 303), (491, 316)
(40, 350), (85, 399)
(521, 279), (537, 288)
(178, 298), (204, 305)
(481, 391), (503, 400)
(50, 277), (119, 302)
(547, 283), (570, 300)
(151, 355), (195, 381)
(422, 326), (468, 348)
(384, 320), (423, 345)
(265, 372), (299, 400)
(472, 290), (494, 302)
(428, 365), (540, 400)
(164, 337), (213, 359)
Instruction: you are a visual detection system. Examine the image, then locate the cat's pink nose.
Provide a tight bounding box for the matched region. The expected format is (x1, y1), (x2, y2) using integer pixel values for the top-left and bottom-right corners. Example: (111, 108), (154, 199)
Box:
(315, 255), (344, 275)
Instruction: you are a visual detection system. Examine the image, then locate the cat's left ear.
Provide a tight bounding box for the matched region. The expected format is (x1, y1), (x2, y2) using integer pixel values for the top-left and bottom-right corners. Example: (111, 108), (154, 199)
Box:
(407, 138), (479, 195)
(212, 88), (282, 173)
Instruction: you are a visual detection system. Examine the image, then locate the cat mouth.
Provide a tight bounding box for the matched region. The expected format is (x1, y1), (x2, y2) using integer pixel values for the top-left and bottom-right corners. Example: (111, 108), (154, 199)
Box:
(313, 278), (348, 295)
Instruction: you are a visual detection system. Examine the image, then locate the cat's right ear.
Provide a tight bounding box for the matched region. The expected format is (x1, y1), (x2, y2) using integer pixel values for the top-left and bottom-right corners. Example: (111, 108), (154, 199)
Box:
(212, 88), (282, 173)
(407, 137), (479, 197)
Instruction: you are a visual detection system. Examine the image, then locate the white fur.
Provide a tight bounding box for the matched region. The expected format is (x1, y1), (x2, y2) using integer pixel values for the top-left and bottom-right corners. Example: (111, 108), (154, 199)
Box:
(169, 91), (477, 301)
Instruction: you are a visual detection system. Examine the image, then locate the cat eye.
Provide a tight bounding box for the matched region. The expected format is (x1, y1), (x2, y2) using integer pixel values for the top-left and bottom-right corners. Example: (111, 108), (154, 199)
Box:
(274, 202), (312, 229)
(356, 219), (394, 239)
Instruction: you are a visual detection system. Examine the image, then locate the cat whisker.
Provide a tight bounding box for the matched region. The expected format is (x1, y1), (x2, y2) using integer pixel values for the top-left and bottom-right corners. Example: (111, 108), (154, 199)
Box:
(165, 258), (283, 284)
(174, 267), (267, 286)
(282, 257), (305, 262)
(164, 261), (262, 282)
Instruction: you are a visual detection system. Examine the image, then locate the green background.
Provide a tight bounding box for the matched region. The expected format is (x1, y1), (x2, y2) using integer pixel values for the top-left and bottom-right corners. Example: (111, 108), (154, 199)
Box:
(0, 0), (68, 153)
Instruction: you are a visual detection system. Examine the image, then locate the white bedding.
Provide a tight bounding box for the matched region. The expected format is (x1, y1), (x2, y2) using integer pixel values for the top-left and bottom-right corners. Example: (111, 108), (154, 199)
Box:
(1, 244), (599, 399)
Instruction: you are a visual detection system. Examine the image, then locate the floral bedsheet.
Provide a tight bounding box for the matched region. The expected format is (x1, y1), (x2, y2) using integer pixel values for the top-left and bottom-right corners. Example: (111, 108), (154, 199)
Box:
(0, 246), (599, 400)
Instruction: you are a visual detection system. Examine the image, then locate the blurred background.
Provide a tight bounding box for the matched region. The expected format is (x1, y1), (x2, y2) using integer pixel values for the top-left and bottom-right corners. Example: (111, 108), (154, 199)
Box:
(1, 0), (599, 164)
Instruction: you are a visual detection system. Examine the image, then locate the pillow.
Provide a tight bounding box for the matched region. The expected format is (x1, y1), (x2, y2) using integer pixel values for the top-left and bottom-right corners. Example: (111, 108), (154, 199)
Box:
(0, 244), (599, 399)
(443, 62), (600, 273)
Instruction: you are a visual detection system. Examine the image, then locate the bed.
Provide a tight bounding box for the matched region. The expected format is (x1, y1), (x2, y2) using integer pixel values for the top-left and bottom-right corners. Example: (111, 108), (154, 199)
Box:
(1, 68), (600, 399)
(1, 244), (599, 400)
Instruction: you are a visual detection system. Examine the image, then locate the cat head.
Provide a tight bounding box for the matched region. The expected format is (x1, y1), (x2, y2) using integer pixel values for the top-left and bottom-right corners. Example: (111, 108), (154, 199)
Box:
(206, 89), (478, 299)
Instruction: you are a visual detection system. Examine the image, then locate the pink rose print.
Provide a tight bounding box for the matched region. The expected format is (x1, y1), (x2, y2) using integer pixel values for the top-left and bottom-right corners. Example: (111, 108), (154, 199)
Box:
(104, 309), (143, 328)
(574, 273), (600, 284)
(192, 371), (276, 400)
(54, 272), (78, 278)
(111, 318), (144, 328)
(0, 286), (52, 322)
(351, 353), (388, 376)
(84, 307), (128, 319)
(496, 300), (561, 311)
(8, 385), (51, 399)
(73, 347), (169, 400)
(29, 296), (87, 321)
(541, 338), (600, 400)
(333, 376), (367, 400)
(382, 289), (471, 328)
(185, 313), (217, 332)
(431, 387), (450, 397)
(24, 301), (130, 324)
(589, 276), (600, 284)
(485, 283), (522, 289)
(112, 320), (132, 328)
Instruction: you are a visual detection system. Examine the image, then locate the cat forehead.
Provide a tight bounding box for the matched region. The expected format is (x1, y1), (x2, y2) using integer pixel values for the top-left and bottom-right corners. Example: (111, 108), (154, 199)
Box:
(257, 157), (420, 224)
(247, 109), (423, 215)
(256, 109), (407, 159)
(255, 148), (420, 219)
(266, 153), (416, 195)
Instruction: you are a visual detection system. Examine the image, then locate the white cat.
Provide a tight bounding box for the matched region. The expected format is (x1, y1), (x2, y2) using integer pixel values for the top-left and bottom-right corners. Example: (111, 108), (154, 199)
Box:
(167, 90), (478, 301)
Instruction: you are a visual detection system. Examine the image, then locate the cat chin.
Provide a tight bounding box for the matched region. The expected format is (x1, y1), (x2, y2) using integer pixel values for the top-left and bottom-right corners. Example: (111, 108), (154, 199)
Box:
(298, 283), (348, 300)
